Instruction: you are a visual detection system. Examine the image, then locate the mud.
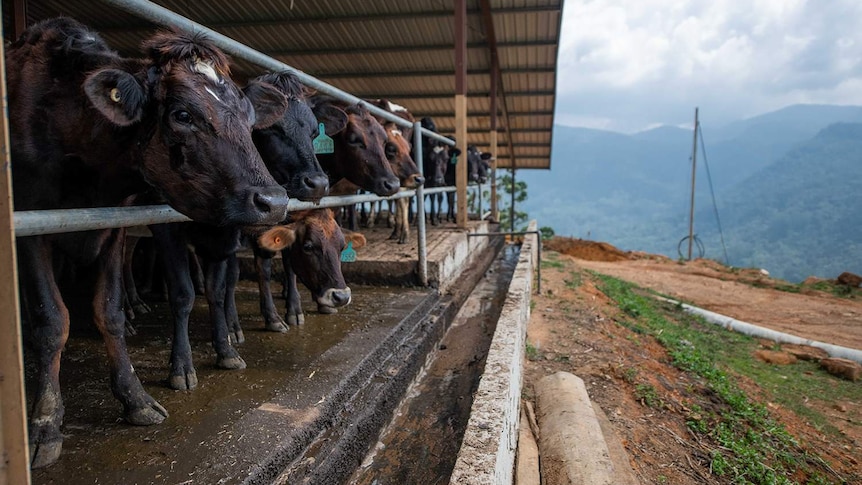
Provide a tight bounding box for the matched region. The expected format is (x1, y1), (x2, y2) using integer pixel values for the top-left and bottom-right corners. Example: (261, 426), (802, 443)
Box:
(28, 283), (431, 485)
(349, 245), (521, 484)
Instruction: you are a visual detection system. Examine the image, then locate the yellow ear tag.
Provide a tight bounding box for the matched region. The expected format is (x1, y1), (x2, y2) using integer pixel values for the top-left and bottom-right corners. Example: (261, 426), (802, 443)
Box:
(340, 241), (356, 262)
(110, 88), (121, 103)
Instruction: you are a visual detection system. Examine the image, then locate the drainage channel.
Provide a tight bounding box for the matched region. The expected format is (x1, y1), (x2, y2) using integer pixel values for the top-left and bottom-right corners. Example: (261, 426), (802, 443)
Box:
(347, 244), (521, 484)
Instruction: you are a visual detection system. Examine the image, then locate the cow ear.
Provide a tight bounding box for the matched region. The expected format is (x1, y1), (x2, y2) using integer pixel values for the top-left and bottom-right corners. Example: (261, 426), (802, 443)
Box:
(343, 230), (367, 250)
(83, 69), (147, 126)
(451, 148), (462, 157)
(244, 81), (288, 129)
(257, 225), (297, 252)
(481, 152), (492, 160)
(313, 104), (348, 135)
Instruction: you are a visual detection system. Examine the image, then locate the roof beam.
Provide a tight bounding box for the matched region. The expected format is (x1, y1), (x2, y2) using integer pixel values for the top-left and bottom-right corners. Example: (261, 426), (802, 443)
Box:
(95, 6), (561, 32)
(415, 110), (554, 117)
(365, 90), (554, 100)
(437, 128), (551, 134)
(260, 40), (557, 58)
(315, 67), (555, 79)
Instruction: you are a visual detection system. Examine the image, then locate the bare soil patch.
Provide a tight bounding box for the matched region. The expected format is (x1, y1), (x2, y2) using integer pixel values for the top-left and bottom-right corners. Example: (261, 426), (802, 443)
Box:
(524, 240), (862, 484)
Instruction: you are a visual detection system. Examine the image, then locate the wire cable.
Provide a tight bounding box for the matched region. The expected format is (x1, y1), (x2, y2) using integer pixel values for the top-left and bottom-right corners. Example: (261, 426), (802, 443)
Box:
(697, 124), (731, 266)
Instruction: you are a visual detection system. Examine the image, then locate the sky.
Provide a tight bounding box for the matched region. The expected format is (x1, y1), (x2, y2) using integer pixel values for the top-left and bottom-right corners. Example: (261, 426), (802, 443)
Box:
(554, 0), (862, 133)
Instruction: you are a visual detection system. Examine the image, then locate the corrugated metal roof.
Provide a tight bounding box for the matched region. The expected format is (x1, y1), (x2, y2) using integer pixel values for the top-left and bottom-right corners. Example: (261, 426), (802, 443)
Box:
(5, 0), (562, 169)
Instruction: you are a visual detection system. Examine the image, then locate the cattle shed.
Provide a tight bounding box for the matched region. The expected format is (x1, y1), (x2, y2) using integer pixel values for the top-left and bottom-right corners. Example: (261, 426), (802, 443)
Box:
(0, 1), (562, 483)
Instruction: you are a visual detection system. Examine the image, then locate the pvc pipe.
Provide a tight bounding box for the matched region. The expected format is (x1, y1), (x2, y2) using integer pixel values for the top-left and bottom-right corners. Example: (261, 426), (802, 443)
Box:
(100, 0), (454, 147)
(658, 297), (862, 364)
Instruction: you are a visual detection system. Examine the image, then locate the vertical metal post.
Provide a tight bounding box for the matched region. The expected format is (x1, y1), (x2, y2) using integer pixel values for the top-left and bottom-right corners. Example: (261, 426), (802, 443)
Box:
(414, 122), (428, 286)
(510, 168), (516, 232)
(688, 107), (699, 261)
(455, 0), (469, 229)
(0, 26), (32, 485)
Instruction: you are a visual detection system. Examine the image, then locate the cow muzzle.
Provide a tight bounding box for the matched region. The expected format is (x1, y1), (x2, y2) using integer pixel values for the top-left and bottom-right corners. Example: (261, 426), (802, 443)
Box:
(316, 287), (352, 314)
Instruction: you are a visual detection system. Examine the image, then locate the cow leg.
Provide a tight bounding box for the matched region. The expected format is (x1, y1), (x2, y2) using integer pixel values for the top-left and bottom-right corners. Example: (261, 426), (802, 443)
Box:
(254, 248), (288, 332)
(93, 229), (168, 426)
(283, 255), (306, 325)
(189, 249), (206, 295)
(398, 198), (410, 244)
(366, 201), (376, 228)
(203, 257), (246, 370)
(19, 240), (69, 467)
(225, 254), (243, 344)
(122, 235), (149, 333)
(151, 225), (198, 390)
(447, 192), (456, 222)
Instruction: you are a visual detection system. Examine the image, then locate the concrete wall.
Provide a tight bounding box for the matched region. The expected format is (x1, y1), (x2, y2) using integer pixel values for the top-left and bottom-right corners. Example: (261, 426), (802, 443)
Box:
(449, 221), (538, 484)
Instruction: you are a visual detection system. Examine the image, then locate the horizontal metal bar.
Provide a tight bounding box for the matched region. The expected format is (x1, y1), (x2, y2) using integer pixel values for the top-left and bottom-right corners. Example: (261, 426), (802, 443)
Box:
(13, 185), (476, 237)
(100, 0), (454, 147)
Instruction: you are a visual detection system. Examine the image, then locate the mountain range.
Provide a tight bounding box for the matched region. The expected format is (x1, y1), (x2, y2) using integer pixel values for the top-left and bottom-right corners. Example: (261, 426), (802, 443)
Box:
(519, 104), (862, 282)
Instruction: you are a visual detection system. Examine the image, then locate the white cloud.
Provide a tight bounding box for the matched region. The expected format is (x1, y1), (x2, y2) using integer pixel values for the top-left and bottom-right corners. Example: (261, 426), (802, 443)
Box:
(557, 0), (862, 132)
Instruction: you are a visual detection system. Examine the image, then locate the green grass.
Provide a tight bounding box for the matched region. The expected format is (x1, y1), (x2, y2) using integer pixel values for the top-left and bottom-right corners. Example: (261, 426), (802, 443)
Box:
(525, 341), (540, 361)
(541, 258), (565, 269)
(564, 272), (582, 289)
(594, 272), (850, 485)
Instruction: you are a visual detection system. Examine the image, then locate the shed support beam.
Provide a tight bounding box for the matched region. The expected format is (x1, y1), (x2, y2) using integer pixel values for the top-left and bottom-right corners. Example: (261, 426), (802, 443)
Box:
(0, 31), (31, 485)
(455, 0), (468, 229)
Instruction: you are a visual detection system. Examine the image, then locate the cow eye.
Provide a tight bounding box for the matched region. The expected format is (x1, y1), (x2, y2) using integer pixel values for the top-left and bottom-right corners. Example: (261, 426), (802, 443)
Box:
(385, 143), (397, 157)
(173, 110), (192, 124)
(347, 132), (365, 148)
(303, 240), (314, 252)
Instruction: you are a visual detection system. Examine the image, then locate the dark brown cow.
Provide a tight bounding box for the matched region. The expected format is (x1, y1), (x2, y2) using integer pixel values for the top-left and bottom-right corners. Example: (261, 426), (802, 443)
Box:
(8, 18), (288, 467)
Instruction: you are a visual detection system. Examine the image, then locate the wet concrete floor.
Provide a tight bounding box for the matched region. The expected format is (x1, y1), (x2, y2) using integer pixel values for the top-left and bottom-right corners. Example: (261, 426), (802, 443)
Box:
(28, 282), (431, 485)
(349, 245), (521, 484)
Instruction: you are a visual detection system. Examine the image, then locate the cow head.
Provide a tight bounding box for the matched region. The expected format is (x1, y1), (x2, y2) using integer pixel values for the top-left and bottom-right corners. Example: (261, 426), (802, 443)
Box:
(311, 95), (400, 196)
(83, 30), (289, 226)
(420, 117), (448, 186)
(466, 145), (484, 184)
(247, 72), (329, 201)
(257, 209), (365, 310)
(368, 99), (424, 189)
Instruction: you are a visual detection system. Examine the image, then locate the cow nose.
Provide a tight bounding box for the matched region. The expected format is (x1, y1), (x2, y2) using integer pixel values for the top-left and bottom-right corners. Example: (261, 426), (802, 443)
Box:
(331, 288), (351, 307)
(379, 177), (399, 196)
(414, 175), (426, 186)
(301, 174), (330, 200)
(249, 185), (289, 224)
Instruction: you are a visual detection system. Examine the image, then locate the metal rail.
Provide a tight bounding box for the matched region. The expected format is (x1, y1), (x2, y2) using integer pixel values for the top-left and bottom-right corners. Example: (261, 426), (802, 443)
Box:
(102, 0), (454, 147)
(467, 230), (541, 294)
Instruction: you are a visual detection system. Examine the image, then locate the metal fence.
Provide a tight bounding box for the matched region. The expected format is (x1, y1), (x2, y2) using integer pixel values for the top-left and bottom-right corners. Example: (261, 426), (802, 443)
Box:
(11, 0), (497, 284)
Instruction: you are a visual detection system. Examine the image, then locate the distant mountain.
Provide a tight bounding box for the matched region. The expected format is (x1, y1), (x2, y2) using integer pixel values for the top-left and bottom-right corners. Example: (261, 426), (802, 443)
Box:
(520, 104), (862, 282)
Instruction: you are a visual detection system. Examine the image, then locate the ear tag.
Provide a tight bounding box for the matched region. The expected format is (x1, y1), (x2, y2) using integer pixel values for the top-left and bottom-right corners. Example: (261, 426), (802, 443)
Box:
(340, 241), (357, 263)
(450, 154), (458, 165)
(313, 122), (334, 154)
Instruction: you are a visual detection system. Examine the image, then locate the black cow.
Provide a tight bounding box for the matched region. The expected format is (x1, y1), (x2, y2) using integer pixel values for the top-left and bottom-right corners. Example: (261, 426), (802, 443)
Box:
(9, 18), (289, 467)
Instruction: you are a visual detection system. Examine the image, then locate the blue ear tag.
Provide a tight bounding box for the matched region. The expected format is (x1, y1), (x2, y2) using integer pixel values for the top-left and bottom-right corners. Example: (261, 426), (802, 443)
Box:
(313, 122), (334, 154)
(340, 241), (356, 262)
(450, 154), (458, 165)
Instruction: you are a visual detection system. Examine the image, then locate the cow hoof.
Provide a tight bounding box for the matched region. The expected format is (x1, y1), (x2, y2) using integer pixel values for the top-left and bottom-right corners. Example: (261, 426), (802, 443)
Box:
(317, 304), (338, 315)
(125, 400), (168, 426)
(30, 440), (63, 468)
(285, 313), (305, 326)
(124, 321), (138, 337)
(229, 329), (245, 345)
(169, 370), (198, 391)
(217, 355), (247, 370)
(266, 317), (289, 332)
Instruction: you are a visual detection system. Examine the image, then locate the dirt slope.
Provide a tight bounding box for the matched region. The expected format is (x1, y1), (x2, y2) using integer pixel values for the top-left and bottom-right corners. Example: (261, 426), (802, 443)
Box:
(525, 239), (862, 484)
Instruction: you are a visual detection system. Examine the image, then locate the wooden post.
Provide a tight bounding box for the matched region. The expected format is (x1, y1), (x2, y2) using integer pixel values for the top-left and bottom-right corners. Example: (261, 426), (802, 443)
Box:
(455, 0), (468, 229)
(0, 27), (32, 485)
(13, 0), (28, 39)
(489, 49), (499, 222)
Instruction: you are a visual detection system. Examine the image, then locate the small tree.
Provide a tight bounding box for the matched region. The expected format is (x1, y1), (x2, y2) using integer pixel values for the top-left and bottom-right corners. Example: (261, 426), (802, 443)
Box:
(539, 226), (555, 240)
(496, 171), (529, 231)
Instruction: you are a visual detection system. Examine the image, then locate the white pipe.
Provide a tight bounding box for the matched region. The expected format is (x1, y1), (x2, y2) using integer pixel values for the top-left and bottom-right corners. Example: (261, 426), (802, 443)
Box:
(658, 297), (862, 364)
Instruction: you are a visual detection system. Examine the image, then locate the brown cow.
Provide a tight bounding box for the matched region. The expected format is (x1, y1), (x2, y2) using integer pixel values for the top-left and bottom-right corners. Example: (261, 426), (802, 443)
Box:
(8, 18), (288, 467)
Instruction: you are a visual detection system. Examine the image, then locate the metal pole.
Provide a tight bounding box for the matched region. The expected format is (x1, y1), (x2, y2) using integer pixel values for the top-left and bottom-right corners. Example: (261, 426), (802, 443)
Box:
(510, 168), (516, 232)
(100, 0), (455, 147)
(0, 23), (31, 484)
(414, 121), (428, 286)
(688, 107), (699, 261)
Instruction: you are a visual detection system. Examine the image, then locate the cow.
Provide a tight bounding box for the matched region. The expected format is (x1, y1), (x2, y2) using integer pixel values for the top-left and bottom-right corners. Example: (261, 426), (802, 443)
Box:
(8, 18), (289, 467)
(418, 117), (453, 226)
(367, 99), (424, 243)
(151, 71), (332, 390)
(253, 209), (366, 328)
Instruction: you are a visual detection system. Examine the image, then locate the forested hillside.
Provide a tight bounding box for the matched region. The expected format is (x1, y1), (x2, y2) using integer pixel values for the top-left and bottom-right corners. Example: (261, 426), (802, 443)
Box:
(522, 104), (862, 282)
